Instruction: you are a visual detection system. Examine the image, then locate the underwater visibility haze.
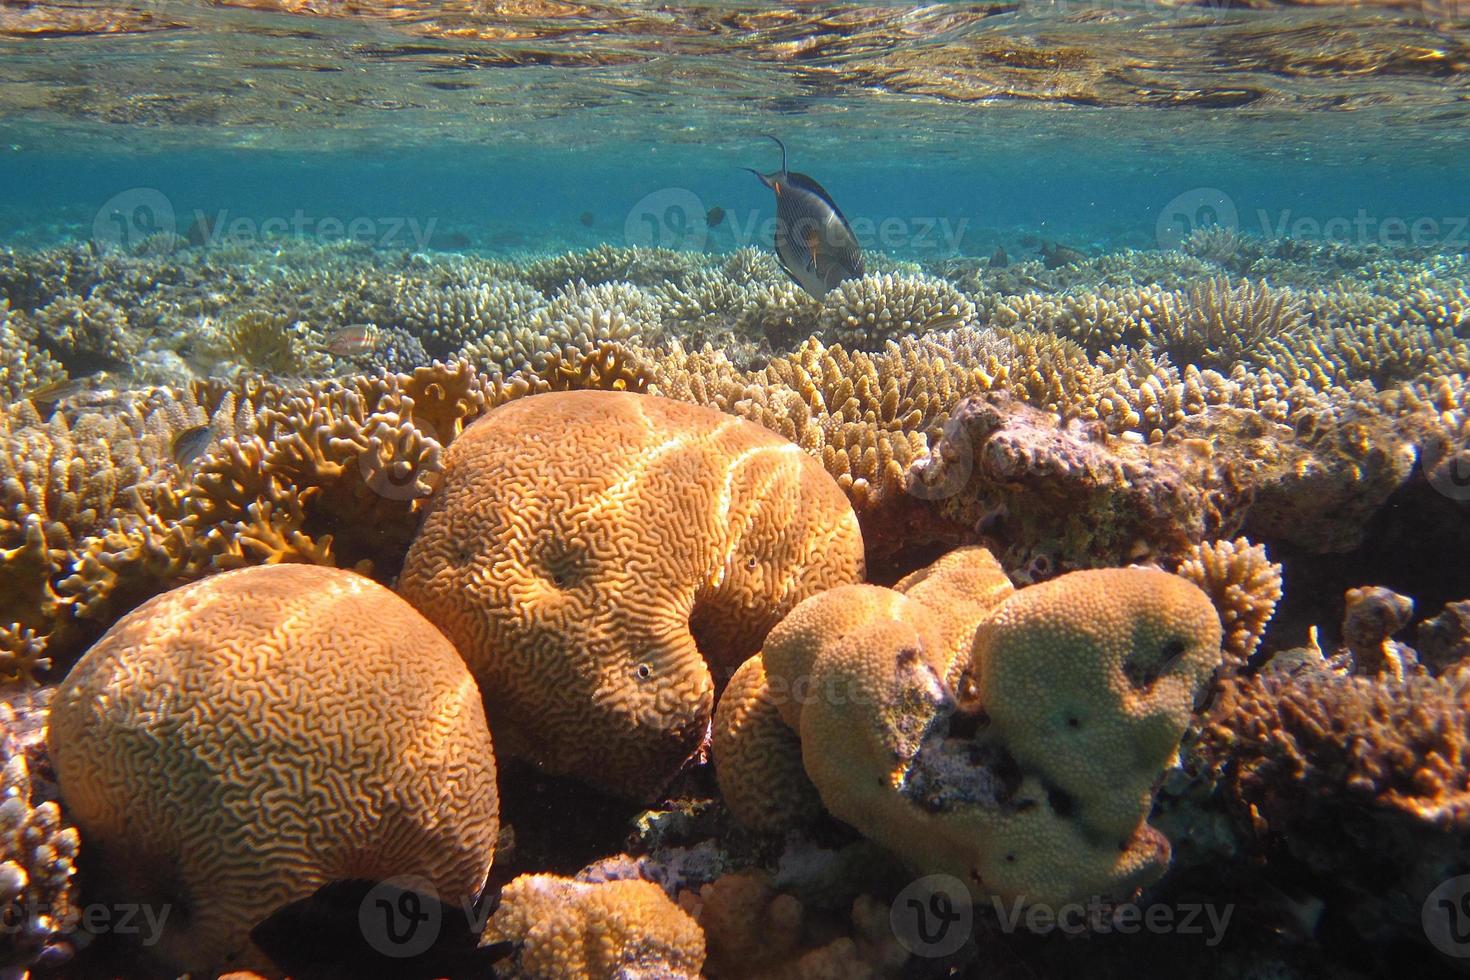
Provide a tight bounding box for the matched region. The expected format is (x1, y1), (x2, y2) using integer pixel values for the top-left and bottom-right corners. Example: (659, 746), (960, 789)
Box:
(1, 1), (1470, 977)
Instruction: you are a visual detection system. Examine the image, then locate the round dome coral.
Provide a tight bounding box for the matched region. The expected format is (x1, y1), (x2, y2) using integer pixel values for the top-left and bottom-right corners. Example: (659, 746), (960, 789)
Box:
(46, 563), (500, 975)
(397, 389), (864, 799)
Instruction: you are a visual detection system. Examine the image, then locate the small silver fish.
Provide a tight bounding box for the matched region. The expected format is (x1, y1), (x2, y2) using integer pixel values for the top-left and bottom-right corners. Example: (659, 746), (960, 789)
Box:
(324, 323), (380, 357)
(25, 376), (87, 406)
(743, 136), (863, 300)
(170, 424), (213, 467)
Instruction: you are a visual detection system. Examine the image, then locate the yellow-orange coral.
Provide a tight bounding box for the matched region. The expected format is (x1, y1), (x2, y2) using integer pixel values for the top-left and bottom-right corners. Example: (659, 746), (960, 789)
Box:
(47, 564), (499, 974)
(398, 389), (864, 799)
(483, 873), (704, 979)
(1175, 536), (1282, 673)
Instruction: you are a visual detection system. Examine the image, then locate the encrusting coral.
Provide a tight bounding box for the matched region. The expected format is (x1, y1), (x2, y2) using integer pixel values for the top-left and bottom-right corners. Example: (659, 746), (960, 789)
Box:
(397, 389), (865, 800)
(482, 873), (705, 980)
(46, 564), (500, 975)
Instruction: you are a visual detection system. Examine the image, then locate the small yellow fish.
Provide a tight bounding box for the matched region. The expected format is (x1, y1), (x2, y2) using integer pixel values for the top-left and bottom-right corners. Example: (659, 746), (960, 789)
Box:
(170, 424), (213, 467)
(324, 324), (380, 357)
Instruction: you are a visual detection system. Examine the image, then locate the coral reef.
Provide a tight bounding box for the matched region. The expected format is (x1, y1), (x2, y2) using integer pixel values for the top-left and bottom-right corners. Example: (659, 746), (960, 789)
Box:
(0, 233), (1467, 974)
(398, 389), (864, 800)
(482, 873), (704, 980)
(46, 564), (499, 974)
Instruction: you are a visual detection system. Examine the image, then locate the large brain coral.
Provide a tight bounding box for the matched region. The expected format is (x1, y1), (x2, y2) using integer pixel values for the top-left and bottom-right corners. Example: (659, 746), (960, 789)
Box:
(715, 547), (1013, 834)
(398, 389), (864, 800)
(46, 564), (500, 975)
(482, 873), (705, 980)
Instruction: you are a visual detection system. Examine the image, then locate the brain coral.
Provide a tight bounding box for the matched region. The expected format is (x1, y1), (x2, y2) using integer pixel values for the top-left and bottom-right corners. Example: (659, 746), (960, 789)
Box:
(734, 557), (1220, 907)
(482, 873), (704, 980)
(398, 389), (864, 800)
(46, 564), (499, 975)
(715, 547), (1012, 835)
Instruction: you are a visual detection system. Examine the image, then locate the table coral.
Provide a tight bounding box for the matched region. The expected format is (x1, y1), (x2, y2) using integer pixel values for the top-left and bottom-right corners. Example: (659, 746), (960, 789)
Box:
(482, 873), (704, 980)
(398, 389), (864, 800)
(46, 564), (500, 974)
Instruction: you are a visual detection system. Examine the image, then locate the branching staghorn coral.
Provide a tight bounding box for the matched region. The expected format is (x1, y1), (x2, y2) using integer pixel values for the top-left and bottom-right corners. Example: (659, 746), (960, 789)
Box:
(398, 279), (545, 359)
(1139, 277), (1305, 371)
(817, 273), (976, 350)
(27, 294), (139, 376)
(465, 279), (660, 376)
(1175, 536), (1283, 675)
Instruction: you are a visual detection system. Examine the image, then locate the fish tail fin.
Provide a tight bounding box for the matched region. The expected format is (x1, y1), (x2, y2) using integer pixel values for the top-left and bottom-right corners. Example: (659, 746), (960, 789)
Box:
(760, 134), (787, 173)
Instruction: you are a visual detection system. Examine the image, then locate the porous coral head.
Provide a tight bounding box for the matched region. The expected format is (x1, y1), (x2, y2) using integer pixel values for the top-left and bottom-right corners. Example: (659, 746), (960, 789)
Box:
(397, 389), (864, 800)
(971, 567), (1222, 837)
(483, 873), (705, 979)
(46, 564), (499, 975)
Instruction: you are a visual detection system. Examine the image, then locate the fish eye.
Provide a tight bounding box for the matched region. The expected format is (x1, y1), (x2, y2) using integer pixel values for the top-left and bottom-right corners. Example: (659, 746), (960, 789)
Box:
(635, 663), (652, 681)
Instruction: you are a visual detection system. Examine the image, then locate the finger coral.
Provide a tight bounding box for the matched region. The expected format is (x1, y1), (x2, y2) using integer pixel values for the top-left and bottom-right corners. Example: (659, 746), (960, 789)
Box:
(1201, 665), (1470, 837)
(0, 299), (65, 404)
(482, 873), (704, 980)
(1175, 536), (1283, 673)
(0, 691), (79, 973)
(46, 564), (500, 974)
(397, 389), (864, 799)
